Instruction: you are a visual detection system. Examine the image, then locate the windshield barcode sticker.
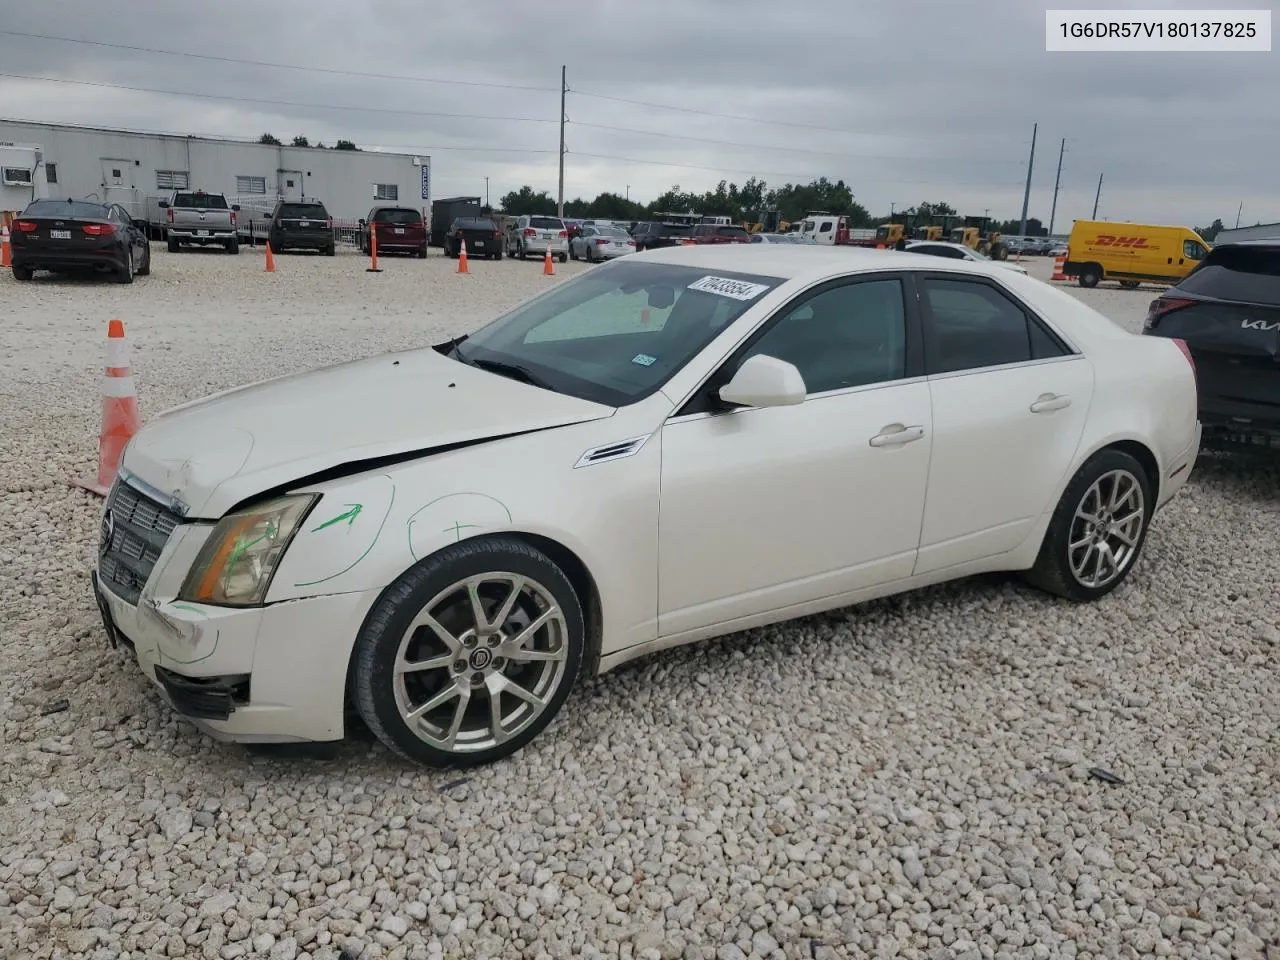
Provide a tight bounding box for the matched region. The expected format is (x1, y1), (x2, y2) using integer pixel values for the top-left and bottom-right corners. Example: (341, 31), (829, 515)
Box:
(687, 276), (770, 301)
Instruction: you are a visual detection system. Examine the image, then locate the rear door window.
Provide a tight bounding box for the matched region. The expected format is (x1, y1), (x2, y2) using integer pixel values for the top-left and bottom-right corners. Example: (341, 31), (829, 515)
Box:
(921, 277), (1070, 374)
(374, 209), (422, 225)
(1177, 246), (1280, 305)
(173, 193), (228, 209)
(279, 203), (327, 219)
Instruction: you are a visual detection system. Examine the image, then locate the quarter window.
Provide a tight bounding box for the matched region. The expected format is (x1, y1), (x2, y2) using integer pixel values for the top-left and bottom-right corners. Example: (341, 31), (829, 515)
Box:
(921, 277), (1068, 374)
(736, 279), (908, 394)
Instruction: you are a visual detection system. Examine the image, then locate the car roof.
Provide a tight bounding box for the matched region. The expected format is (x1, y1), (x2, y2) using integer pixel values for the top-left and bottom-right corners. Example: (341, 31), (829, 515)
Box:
(906, 241), (971, 253)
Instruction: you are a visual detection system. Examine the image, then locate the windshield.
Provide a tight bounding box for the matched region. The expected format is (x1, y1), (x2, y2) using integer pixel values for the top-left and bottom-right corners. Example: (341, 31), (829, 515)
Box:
(278, 203), (326, 218)
(23, 199), (109, 219)
(374, 208), (421, 224)
(173, 192), (228, 209)
(455, 260), (784, 406)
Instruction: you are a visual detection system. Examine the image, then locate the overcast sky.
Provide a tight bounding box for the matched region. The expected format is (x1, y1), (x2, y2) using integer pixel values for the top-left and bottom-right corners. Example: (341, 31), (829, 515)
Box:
(0, 0), (1274, 228)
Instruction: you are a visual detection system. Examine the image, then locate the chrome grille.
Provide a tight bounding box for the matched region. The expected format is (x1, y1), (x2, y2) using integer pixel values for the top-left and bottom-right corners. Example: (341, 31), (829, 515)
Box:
(97, 479), (181, 605)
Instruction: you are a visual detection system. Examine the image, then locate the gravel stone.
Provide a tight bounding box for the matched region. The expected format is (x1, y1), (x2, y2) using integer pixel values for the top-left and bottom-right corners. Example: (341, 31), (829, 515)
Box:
(0, 253), (1276, 958)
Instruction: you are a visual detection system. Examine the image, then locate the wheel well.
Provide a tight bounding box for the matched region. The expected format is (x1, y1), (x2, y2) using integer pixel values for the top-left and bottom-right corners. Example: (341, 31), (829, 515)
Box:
(1103, 439), (1160, 504)
(507, 533), (605, 678)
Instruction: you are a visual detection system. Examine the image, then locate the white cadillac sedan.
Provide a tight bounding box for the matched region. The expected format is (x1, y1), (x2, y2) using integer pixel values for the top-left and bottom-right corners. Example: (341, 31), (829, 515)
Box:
(91, 246), (1201, 768)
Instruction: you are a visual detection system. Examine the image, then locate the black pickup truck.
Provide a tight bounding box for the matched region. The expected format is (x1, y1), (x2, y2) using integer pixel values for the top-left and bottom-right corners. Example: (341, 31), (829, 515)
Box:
(1143, 240), (1280, 449)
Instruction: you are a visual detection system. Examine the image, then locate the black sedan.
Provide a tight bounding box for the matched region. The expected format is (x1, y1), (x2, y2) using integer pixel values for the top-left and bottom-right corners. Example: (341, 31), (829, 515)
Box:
(1143, 240), (1280, 448)
(446, 217), (504, 260)
(10, 199), (151, 283)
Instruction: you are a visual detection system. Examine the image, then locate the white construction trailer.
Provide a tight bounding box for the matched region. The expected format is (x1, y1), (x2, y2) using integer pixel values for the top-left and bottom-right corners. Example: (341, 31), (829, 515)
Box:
(0, 119), (430, 240)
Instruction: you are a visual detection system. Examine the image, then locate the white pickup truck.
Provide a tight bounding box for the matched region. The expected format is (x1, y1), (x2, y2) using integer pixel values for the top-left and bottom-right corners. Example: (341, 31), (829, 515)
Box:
(159, 189), (240, 254)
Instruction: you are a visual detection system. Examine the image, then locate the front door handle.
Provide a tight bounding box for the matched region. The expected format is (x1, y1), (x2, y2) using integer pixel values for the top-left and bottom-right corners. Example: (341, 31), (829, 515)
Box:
(1030, 393), (1072, 413)
(869, 424), (925, 447)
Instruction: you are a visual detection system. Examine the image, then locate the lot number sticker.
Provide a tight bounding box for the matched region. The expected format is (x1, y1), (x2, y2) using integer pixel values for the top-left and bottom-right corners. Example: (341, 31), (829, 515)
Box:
(688, 275), (770, 301)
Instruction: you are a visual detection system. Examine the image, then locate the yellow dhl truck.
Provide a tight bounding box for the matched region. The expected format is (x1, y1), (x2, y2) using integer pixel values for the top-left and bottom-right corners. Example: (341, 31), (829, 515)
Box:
(1064, 220), (1211, 289)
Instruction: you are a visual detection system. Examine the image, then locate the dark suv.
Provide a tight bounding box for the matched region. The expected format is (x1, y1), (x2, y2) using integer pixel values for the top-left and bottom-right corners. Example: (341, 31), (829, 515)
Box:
(1143, 240), (1280, 449)
(631, 221), (692, 251)
(360, 206), (427, 258)
(268, 200), (334, 255)
(447, 217), (504, 260)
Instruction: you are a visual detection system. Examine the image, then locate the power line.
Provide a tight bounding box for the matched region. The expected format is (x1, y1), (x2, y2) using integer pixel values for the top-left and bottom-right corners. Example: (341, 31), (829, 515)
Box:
(570, 88), (858, 135)
(569, 151), (1025, 188)
(0, 30), (558, 93)
(571, 119), (1023, 167)
(0, 72), (559, 124)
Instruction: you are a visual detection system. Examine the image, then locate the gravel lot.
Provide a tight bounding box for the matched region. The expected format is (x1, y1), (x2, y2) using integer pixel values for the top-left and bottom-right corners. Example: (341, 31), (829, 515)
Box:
(2, 246), (1277, 960)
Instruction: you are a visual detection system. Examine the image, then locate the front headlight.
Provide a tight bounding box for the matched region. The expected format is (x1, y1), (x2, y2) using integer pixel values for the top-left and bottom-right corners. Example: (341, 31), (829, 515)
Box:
(178, 494), (318, 607)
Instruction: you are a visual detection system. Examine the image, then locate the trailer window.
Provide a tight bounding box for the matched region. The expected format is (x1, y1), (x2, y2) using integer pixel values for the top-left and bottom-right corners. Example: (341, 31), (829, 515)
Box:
(375, 183), (399, 201)
(2, 167), (32, 185)
(45, 163), (57, 184)
(235, 176), (267, 195)
(156, 169), (190, 190)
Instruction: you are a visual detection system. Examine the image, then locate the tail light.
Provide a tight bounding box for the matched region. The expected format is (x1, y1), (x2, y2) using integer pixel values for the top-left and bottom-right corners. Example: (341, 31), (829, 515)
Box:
(1144, 296), (1196, 330)
(166, 208), (174, 224)
(13, 219), (37, 232)
(229, 210), (237, 226)
(494, 230), (502, 239)
(1171, 337), (1196, 385)
(627, 239), (635, 246)
(524, 228), (536, 237)
(594, 238), (608, 246)
(558, 230), (567, 238)
(82, 223), (115, 237)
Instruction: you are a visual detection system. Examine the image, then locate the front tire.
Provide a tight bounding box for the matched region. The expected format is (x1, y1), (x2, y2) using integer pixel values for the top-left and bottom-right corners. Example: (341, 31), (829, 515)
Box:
(351, 536), (585, 768)
(1024, 448), (1153, 602)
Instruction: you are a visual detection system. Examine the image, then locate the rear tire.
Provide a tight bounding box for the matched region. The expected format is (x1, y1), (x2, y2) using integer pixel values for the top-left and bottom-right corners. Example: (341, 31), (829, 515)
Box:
(351, 536), (585, 769)
(1024, 448), (1153, 602)
(559, 252), (568, 263)
(137, 246), (151, 276)
(418, 247), (428, 259)
(227, 239), (240, 254)
(12, 263), (33, 281)
(1078, 266), (1101, 289)
(116, 253), (135, 284)
(167, 237), (178, 253)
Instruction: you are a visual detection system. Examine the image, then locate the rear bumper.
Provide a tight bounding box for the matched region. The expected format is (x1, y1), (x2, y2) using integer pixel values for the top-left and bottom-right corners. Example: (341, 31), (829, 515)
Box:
(1198, 395), (1280, 444)
(518, 237), (568, 254)
(171, 231), (235, 241)
(270, 231), (332, 249)
(13, 247), (123, 270)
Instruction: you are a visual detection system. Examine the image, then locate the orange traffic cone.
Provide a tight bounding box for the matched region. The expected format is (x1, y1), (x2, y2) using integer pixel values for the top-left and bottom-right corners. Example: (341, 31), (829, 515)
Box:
(1, 224), (10, 268)
(543, 246), (555, 276)
(457, 239), (469, 274)
(1051, 254), (1068, 282)
(73, 319), (142, 498)
(265, 242), (276, 273)
(366, 229), (382, 273)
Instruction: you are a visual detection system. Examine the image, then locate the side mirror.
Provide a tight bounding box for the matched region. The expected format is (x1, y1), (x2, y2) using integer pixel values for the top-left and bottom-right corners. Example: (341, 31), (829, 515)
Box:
(718, 355), (807, 408)
(157, 200), (169, 208)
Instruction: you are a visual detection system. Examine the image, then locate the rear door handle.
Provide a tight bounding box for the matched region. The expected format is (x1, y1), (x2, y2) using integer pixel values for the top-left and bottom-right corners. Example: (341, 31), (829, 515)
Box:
(869, 424), (925, 447)
(1030, 393), (1072, 413)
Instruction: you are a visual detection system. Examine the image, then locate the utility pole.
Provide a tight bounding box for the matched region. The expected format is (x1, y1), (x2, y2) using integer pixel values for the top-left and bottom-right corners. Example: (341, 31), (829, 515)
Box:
(557, 65), (566, 218)
(1019, 122), (1037, 237)
(1092, 172), (1103, 219)
(1048, 138), (1065, 235)
(484, 176), (489, 209)
(1235, 201), (1243, 228)
(626, 185), (630, 201)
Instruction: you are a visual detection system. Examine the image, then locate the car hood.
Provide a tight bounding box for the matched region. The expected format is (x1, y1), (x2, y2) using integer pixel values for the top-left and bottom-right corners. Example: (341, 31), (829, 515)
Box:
(122, 346), (615, 519)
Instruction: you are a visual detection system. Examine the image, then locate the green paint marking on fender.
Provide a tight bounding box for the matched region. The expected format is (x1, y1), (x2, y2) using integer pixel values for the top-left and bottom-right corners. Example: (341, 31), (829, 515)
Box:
(311, 503), (363, 532)
(293, 481), (396, 588)
(445, 521), (481, 542)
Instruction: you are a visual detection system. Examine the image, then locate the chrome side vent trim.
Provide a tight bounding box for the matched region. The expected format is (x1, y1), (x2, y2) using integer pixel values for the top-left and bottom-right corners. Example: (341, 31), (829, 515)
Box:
(574, 434), (652, 468)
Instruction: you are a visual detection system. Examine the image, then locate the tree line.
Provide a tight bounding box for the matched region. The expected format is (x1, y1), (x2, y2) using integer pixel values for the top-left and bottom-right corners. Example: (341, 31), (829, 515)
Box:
(257, 133), (361, 151)
(497, 179), (1061, 235)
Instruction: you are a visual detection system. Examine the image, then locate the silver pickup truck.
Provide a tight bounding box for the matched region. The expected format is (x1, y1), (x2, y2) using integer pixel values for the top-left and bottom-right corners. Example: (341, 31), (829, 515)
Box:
(159, 189), (241, 254)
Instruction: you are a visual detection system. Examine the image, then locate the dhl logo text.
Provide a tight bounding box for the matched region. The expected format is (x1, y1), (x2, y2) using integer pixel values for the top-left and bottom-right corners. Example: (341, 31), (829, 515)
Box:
(1093, 235), (1150, 248)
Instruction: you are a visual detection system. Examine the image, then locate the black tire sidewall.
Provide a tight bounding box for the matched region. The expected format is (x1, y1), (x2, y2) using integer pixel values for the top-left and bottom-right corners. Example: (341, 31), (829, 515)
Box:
(1032, 448), (1154, 601)
(352, 536), (586, 768)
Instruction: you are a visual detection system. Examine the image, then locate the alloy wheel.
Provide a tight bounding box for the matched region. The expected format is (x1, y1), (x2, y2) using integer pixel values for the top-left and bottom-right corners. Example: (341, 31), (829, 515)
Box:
(391, 572), (570, 754)
(1067, 469), (1145, 589)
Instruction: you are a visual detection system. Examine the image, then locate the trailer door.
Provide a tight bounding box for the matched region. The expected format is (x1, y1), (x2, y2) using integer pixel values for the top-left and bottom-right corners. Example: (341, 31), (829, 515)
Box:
(100, 158), (139, 215)
(278, 170), (303, 201)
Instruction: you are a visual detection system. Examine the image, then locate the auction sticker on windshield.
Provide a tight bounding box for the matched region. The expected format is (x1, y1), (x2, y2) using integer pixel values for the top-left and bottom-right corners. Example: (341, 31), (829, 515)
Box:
(688, 276), (771, 300)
